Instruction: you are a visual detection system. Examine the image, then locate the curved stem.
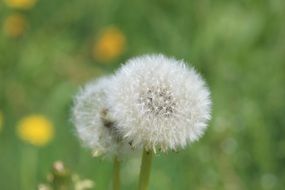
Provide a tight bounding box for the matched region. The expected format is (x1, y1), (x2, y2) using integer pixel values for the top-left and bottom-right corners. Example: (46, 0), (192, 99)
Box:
(113, 156), (121, 190)
(138, 149), (153, 190)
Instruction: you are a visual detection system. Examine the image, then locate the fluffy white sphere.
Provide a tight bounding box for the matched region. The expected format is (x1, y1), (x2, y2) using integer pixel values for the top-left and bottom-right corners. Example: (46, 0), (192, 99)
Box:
(72, 77), (131, 158)
(107, 54), (211, 152)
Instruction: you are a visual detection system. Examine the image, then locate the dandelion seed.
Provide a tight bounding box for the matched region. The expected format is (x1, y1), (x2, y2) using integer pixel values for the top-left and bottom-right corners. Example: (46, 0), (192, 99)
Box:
(17, 115), (54, 146)
(107, 54), (211, 152)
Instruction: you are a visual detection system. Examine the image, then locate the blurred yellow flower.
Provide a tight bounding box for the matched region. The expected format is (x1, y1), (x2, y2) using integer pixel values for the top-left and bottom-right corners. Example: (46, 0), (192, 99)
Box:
(5, 0), (37, 9)
(0, 111), (3, 132)
(17, 115), (54, 146)
(3, 14), (27, 38)
(93, 27), (126, 62)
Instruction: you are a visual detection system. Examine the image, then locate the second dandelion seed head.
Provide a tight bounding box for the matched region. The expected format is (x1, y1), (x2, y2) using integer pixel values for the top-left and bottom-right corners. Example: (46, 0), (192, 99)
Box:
(72, 77), (133, 158)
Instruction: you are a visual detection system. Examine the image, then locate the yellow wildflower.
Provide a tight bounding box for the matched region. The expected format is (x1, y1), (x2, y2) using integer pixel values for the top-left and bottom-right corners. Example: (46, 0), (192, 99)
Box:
(3, 14), (27, 38)
(93, 27), (126, 62)
(17, 115), (54, 146)
(4, 0), (37, 9)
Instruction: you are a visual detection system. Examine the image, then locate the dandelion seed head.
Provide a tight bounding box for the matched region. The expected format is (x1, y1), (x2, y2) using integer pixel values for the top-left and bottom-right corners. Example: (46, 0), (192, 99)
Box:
(107, 54), (211, 152)
(72, 77), (133, 158)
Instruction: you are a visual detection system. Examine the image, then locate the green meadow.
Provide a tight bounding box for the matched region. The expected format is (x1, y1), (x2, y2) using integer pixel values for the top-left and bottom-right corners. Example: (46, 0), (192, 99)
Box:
(1, 0), (285, 189)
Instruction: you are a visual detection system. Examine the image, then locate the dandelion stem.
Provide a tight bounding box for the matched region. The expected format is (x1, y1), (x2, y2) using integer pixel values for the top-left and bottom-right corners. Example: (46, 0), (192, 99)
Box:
(138, 149), (153, 190)
(20, 145), (38, 190)
(113, 156), (121, 190)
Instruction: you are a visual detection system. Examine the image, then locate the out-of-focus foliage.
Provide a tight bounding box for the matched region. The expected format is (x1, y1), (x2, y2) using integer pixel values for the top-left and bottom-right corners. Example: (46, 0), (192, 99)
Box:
(39, 161), (94, 190)
(0, 111), (3, 131)
(0, 0), (285, 189)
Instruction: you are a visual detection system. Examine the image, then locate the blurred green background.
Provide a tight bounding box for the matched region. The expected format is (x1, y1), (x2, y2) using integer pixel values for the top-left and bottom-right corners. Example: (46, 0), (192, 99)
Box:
(1, 0), (285, 189)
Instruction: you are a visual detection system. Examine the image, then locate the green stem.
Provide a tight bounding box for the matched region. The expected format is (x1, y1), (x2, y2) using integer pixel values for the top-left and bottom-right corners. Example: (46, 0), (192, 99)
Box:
(138, 149), (153, 190)
(20, 145), (38, 190)
(113, 156), (121, 190)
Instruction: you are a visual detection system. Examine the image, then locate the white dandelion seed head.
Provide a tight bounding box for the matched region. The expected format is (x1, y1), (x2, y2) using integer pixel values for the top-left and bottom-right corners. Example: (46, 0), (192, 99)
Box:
(72, 76), (133, 158)
(107, 54), (211, 152)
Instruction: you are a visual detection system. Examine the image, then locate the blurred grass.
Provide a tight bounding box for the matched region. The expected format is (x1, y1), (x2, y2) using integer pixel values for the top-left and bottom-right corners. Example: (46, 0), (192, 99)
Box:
(1, 0), (285, 189)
